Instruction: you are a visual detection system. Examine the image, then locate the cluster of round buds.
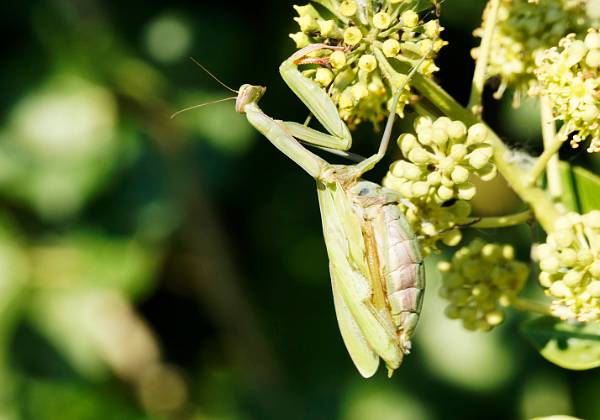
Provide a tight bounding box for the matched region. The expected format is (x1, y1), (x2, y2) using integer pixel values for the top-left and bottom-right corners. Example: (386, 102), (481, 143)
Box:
(533, 30), (600, 153)
(536, 211), (600, 322)
(383, 117), (496, 253)
(438, 239), (530, 331)
(290, 1), (446, 128)
(473, 0), (589, 99)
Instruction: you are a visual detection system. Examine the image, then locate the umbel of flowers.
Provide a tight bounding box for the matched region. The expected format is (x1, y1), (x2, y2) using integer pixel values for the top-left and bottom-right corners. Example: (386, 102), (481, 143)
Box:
(438, 240), (530, 331)
(533, 29), (600, 153)
(537, 211), (600, 322)
(473, 0), (589, 99)
(383, 116), (496, 254)
(290, 0), (445, 128)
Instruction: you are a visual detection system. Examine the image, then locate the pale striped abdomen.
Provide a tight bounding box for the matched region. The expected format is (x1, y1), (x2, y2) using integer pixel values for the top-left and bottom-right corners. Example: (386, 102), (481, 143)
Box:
(350, 181), (425, 354)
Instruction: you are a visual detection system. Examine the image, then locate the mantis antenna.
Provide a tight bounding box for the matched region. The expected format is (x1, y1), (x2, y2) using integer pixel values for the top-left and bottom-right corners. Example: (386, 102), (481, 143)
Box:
(189, 57), (238, 93)
(170, 58), (240, 118)
(170, 96), (236, 119)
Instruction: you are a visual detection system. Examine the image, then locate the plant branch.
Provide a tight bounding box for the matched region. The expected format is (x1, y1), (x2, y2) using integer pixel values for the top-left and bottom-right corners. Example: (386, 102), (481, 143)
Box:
(468, 0), (501, 114)
(528, 120), (568, 188)
(508, 297), (553, 316)
(468, 210), (533, 228)
(382, 58), (562, 232)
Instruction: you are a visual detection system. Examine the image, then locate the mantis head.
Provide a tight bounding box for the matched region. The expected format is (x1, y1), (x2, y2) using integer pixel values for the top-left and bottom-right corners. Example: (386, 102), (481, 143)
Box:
(236, 84), (266, 113)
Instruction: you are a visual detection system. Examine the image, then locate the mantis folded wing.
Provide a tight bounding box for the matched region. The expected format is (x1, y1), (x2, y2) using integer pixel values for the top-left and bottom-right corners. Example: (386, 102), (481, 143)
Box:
(236, 44), (426, 377)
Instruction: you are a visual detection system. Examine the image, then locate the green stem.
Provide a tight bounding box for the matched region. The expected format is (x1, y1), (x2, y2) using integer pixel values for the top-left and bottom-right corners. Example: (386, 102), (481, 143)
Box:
(468, 0), (501, 114)
(469, 210), (533, 228)
(382, 57), (561, 232)
(527, 123), (567, 188)
(509, 297), (553, 316)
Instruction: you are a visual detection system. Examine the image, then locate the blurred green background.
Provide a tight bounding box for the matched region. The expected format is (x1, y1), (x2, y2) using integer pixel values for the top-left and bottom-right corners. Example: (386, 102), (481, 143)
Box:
(1, 1), (599, 419)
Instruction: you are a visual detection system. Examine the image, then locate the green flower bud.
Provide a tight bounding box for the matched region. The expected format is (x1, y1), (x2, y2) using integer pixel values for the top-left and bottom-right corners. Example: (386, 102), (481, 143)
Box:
(549, 281), (572, 298)
(358, 54), (377, 72)
(408, 147), (431, 164)
(373, 12), (392, 30)
(401, 10), (419, 28)
(351, 83), (369, 100)
(467, 123), (487, 144)
(457, 182), (476, 200)
(563, 270), (584, 287)
(343, 27), (362, 45)
(427, 171), (441, 186)
(315, 68), (334, 86)
(293, 4), (320, 18)
(412, 181), (430, 197)
(450, 144), (468, 160)
(442, 229), (462, 246)
(437, 185), (454, 201)
(340, 0), (357, 16)
(540, 255), (560, 273)
(294, 15), (318, 33)
(289, 32), (310, 48)
(445, 304), (461, 319)
(318, 20), (340, 38)
(329, 50), (347, 69)
(588, 281), (600, 297)
(451, 165), (470, 184)
(382, 39), (401, 57)
(447, 121), (467, 140)
(590, 260), (600, 277)
(485, 310), (504, 326)
(398, 133), (418, 156)
(468, 148), (491, 170)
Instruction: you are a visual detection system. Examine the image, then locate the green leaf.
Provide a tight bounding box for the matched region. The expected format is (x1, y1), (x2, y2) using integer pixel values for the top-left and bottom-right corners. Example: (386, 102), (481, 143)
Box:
(521, 316), (600, 370)
(558, 162), (600, 213)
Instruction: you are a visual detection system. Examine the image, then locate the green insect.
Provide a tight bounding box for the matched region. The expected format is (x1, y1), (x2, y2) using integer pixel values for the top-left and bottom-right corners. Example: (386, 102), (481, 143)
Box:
(197, 44), (425, 377)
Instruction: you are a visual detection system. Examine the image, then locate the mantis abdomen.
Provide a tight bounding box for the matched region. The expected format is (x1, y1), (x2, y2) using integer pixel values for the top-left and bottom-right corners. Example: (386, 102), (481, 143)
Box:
(319, 178), (424, 377)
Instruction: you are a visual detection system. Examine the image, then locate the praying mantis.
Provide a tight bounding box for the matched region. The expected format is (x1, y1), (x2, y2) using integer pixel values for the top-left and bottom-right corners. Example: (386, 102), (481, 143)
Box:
(231, 43), (426, 377)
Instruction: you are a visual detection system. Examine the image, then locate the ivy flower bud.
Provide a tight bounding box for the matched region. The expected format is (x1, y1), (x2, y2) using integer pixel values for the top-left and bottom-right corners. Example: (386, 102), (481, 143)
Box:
(294, 15), (318, 33)
(373, 12), (392, 30)
(438, 240), (529, 331)
(401, 10), (419, 28)
(343, 27), (362, 46)
(315, 68), (334, 86)
(538, 211), (600, 322)
(382, 39), (401, 57)
(289, 32), (310, 48)
(340, 0), (357, 16)
(358, 54), (377, 73)
(329, 50), (347, 69)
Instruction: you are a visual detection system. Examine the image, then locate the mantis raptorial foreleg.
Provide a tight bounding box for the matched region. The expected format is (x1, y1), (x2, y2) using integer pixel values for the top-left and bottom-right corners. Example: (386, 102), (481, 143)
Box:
(278, 44), (353, 151)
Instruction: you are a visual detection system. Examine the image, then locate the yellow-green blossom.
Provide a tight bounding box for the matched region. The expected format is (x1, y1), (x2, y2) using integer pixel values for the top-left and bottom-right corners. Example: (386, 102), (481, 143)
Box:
(533, 30), (600, 153)
(290, 1), (446, 128)
(438, 240), (529, 331)
(536, 211), (600, 322)
(473, 0), (589, 99)
(383, 117), (497, 254)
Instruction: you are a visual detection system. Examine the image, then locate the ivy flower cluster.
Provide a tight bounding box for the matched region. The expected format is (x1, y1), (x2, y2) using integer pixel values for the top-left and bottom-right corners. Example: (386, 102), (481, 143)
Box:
(438, 240), (530, 331)
(383, 117), (496, 254)
(533, 30), (600, 153)
(537, 211), (600, 322)
(290, 0), (445, 128)
(473, 0), (589, 98)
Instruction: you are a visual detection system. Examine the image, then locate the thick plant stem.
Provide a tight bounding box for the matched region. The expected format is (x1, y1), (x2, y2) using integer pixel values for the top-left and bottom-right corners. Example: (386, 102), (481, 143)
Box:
(387, 61), (562, 233)
(469, 210), (533, 228)
(468, 0), (501, 114)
